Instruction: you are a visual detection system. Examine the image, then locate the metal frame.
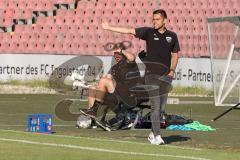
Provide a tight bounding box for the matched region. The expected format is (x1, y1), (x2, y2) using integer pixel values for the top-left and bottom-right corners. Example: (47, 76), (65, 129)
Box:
(207, 16), (240, 121)
(207, 16), (240, 106)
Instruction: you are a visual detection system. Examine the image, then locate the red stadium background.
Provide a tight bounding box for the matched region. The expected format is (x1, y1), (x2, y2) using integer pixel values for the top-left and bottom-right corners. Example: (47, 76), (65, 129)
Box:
(0, 0), (239, 88)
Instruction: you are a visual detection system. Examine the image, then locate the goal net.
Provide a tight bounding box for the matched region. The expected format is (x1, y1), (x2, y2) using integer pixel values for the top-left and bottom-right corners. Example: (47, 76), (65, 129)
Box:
(207, 16), (240, 106)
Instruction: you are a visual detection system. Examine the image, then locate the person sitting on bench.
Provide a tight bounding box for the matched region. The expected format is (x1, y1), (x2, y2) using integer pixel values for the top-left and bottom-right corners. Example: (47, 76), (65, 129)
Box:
(81, 48), (141, 127)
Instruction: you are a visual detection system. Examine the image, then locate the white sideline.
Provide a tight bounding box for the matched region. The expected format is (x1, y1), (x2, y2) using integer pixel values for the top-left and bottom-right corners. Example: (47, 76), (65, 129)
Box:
(0, 137), (210, 160)
(54, 134), (203, 151)
(0, 124), (73, 127)
(0, 129), (202, 151)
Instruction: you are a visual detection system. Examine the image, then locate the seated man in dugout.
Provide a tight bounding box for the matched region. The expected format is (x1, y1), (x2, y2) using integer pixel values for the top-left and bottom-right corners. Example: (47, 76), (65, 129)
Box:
(81, 47), (141, 129)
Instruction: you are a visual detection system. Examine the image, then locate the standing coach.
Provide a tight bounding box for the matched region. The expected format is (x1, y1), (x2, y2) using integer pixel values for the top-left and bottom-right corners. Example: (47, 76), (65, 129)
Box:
(102, 9), (180, 145)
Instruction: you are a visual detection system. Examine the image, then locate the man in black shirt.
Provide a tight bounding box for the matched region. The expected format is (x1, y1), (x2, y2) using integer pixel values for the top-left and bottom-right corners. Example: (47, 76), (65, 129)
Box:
(102, 9), (180, 145)
(85, 50), (137, 110)
(81, 48), (140, 130)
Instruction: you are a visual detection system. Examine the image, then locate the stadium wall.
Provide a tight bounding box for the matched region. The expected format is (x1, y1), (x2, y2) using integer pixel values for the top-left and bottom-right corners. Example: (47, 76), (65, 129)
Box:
(0, 54), (219, 89)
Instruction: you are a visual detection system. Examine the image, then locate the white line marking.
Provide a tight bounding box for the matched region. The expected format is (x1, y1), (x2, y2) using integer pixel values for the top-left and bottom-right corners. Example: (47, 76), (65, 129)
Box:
(0, 125), (73, 127)
(179, 101), (213, 104)
(53, 134), (203, 151)
(0, 129), (202, 151)
(215, 128), (240, 130)
(0, 138), (210, 160)
(0, 113), (28, 116)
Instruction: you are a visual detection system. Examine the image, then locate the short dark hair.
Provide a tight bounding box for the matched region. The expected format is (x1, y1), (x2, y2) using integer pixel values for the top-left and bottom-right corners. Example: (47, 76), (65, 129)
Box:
(153, 9), (167, 19)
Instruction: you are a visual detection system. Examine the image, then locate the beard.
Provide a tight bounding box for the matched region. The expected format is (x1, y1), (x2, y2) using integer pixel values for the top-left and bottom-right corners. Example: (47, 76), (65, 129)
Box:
(154, 23), (165, 30)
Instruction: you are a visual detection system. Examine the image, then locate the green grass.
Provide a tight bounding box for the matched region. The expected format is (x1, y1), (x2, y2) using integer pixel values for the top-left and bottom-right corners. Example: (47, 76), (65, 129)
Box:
(0, 130), (240, 160)
(0, 79), (50, 88)
(0, 94), (239, 160)
(170, 86), (213, 97)
(1, 79), (214, 96)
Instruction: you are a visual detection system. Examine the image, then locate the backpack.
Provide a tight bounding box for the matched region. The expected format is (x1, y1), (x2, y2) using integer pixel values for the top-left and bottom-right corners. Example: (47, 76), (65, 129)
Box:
(137, 112), (193, 128)
(165, 114), (193, 126)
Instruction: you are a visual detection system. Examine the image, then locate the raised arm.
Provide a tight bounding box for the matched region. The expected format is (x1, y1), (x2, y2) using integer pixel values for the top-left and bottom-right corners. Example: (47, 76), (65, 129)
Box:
(102, 21), (136, 35)
(113, 48), (136, 62)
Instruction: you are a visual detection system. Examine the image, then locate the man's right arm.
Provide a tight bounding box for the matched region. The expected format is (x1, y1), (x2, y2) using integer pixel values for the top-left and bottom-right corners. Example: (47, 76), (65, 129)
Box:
(102, 22), (136, 35)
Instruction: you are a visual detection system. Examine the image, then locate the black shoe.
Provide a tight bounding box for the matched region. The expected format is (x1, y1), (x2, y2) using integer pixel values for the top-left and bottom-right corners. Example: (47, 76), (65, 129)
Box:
(80, 109), (97, 119)
(79, 108), (88, 112)
(91, 119), (97, 129)
(121, 120), (133, 130)
(95, 120), (111, 131)
(80, 101), (102, 118)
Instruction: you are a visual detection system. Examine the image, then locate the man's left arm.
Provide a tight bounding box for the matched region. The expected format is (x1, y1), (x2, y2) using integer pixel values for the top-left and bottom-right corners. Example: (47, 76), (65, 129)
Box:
(168, 52), (179, 77)
(168, 32), (180, 77)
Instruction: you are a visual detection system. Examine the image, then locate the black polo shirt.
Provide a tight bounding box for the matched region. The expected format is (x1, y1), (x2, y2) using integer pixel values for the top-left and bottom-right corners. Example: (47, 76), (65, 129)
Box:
(135, 27), (180, 70)
(110, 58), (141, 107)
(110, 57), (140, 83)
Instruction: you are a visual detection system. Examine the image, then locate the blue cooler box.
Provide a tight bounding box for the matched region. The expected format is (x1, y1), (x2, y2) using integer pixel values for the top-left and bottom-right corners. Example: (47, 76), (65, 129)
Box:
(28, 114), (53, 133)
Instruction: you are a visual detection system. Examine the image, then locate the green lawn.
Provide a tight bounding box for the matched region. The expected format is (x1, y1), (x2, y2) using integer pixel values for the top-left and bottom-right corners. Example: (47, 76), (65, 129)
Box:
(0, 94), (239, 160)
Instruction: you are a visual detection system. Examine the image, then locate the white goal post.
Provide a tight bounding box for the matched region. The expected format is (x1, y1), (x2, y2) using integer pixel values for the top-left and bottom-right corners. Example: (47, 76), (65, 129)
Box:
(207, 16), (240, 107)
